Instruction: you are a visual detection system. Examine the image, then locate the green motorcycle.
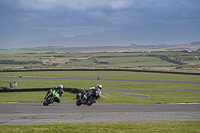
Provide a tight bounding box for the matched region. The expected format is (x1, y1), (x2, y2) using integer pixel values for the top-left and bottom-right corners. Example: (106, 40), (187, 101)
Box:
(43, 90), (60, 106)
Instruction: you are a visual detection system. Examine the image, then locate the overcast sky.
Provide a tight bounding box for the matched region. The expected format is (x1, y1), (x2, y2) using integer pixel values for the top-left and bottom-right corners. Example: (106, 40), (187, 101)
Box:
(0, 0), (200, 37)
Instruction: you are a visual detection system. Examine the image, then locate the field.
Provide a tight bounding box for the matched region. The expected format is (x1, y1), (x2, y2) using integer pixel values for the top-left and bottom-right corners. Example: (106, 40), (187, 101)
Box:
(0, 49), (200, 72)
(0, 44), (199, 54)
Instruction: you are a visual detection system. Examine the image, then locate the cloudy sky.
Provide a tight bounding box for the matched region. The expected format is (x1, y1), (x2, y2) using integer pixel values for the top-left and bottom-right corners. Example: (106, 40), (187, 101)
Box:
(0, 0), (200, 37)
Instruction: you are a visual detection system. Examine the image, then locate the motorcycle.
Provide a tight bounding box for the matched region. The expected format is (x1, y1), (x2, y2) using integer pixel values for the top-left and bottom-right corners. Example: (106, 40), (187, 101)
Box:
(76, 88), (101, 106)
(43, 90), (60, 106)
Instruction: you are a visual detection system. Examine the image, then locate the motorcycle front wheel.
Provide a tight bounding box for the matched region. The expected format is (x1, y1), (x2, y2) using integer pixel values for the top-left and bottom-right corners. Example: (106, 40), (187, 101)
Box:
(43, 101), (49, 106)
(76, 99), (82, 106)
(43, 101), (47, 106)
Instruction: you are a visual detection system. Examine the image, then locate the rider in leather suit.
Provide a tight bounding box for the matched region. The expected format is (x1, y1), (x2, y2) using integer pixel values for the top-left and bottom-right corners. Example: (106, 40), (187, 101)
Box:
(82, 84), (102, 103)
(45, 84), (64, 103)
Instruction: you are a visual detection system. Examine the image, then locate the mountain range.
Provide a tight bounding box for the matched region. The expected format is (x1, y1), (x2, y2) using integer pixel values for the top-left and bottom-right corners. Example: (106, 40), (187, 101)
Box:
(0, 23), (200, 49)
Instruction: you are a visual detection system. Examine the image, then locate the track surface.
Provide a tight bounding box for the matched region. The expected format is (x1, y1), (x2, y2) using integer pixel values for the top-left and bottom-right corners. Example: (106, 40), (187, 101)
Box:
(0, 102), (200, 125)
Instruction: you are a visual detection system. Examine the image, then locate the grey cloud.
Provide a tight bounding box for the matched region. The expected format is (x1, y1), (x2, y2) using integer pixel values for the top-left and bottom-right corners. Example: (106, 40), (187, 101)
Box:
(0, 0), (200, 48)
(0, 0), (199, 30)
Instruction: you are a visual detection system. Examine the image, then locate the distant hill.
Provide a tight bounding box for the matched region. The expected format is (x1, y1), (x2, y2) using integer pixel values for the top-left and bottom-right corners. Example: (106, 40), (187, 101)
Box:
(0, 28), (64, 49)
(0, 23), (200, 49)
(76, 23), (200, 45)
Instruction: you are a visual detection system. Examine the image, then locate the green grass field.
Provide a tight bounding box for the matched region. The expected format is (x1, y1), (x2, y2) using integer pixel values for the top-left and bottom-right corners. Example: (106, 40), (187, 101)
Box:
(1, 71), (200, 81)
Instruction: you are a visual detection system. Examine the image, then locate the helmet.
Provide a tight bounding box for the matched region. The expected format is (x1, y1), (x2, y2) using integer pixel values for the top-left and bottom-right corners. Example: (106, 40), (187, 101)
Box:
(97, 84), (102, 89)
(58, 84), (63, 89)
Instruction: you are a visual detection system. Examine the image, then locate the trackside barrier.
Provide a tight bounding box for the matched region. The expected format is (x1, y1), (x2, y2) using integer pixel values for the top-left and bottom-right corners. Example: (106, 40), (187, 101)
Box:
(1, 69), (200, 75)
(0, 88), (84, 93)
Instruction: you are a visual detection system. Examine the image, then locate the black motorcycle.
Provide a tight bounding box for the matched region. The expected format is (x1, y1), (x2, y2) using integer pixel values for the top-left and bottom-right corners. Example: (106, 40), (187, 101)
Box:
(76, 88), (101, 106)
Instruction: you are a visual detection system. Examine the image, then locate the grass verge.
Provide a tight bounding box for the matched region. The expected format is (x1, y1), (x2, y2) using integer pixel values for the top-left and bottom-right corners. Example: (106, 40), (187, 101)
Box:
(0, 121), (199, 133)
(0, 91), (199, 104)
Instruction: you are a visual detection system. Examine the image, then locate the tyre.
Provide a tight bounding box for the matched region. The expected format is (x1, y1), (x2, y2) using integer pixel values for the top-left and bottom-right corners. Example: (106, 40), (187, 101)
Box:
(43, 101), (49, 106)
(76, 99), (82, 106)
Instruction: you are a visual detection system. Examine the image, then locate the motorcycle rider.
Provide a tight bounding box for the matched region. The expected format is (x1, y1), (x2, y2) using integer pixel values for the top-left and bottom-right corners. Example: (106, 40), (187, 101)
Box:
(45, 84), (64, 103)
(82, 84), (102, 103)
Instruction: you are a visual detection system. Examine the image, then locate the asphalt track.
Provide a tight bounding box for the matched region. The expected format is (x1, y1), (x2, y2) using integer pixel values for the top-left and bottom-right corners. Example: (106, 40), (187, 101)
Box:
(0, 76), (200, 125)
(0, 102), (200, 125)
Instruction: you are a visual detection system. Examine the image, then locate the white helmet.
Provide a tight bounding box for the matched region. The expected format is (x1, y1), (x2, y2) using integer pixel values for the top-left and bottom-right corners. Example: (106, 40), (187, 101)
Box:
(58, 84), (63, 89)
(97, 84), (102, 89)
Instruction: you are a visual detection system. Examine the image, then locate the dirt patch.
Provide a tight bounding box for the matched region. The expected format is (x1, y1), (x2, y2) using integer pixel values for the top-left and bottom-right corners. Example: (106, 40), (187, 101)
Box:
(118, 93), (150, 98)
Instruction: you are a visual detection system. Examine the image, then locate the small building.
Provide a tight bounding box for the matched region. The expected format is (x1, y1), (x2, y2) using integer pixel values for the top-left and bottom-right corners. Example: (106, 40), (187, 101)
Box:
(10, 82), (17, 89)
